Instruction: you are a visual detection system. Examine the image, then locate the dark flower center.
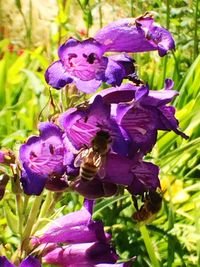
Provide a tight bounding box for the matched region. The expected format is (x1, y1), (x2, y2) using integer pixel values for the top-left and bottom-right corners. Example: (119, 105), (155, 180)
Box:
(83, 53), (97, 64)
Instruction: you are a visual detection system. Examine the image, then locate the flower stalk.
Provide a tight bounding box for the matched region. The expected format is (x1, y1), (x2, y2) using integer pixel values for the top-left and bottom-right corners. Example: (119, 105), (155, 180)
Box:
(140, 225), (160, 267)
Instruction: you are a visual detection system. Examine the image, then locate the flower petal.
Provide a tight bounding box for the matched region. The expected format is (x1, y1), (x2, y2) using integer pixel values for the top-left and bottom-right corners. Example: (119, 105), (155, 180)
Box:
(128, 161), (160, 195)
(58, 38), (107, 81)
(19, 122), (66, 195)
(45, 60), (73, 89)
(95, 13), (175, 56)
(0, 257), (14, 267)
(20, 256), (41, 267)
(72, 178), (118, 199)
(20, 165), (47, 195)
(74, 78), (102, 93)
(44, 242), (118, 266)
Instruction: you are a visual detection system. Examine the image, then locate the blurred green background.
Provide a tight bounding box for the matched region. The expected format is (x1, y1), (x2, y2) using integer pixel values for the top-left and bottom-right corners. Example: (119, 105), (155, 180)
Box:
(0, 0), (199, 266)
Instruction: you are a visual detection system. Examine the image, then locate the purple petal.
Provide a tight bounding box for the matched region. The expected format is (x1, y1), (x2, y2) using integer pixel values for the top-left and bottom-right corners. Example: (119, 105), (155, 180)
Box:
(20, 165), (47, 195)
(0, 257), (14, 267)
(59, 96), (110, 150)
(128, 161), (160, 195)
(117, 103), (158, 154)
(72, 178), (118, 199)
(19, 122), (66, 195)
(74, 78), (102, 93)
(157, 106), (188, 139)
(95, 13), (175, 56)
(45, 175), (69, 192)
(103, 154), (134, 186)
(102, 54), (135, 87)
(45, 60), (73, 89)
(141, 79), (178, 107)
(33, 207), (108, 245)
(44, 242), (118, 266)
(20, 256), (41, 267)
(90, 83), (137, 105)
(58, 38), (105, 62)
(84, 199), (95, 214)
(58, 38), (106, 81)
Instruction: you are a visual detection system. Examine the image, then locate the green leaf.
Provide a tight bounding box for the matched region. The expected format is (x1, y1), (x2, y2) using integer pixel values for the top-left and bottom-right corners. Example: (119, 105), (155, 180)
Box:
(4, 202), (18, 234)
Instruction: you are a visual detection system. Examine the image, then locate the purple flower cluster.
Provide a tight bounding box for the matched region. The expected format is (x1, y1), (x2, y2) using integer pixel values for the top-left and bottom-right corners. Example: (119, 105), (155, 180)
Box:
(19, 80), (187, 198)
(11, 12), (188, 267)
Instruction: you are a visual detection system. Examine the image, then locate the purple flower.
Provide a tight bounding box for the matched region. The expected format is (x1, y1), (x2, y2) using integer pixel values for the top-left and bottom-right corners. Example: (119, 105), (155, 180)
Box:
(95, 12), (175, 57)
(45, 38), (135, 93)
(71, 153), (160, 198)
(71, 178), (118, 199)
(59, 95), (131, 158)
(104, 154), (160, 195)
(32, 202), (109, 245)
(43, 241), (118, 266)
(34, 200), (134, 266)
(92, 79), (188, 155)
(0, 256), (41, 267)
(19, 122), (70, 195)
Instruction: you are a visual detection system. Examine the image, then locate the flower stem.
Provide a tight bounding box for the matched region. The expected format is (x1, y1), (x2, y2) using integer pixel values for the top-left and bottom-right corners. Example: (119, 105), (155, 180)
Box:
(16, 193), (23, 237)
(31, 192), (63, 235)
(140, 225), (160, 267)
(21, 194), (43, 254)
(38, 191), (53, 219)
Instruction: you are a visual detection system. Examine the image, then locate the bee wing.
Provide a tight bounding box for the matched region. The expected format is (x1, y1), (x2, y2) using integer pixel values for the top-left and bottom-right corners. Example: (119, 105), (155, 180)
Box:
(96, 156), (106, 179)
(74, 149), (90, 167)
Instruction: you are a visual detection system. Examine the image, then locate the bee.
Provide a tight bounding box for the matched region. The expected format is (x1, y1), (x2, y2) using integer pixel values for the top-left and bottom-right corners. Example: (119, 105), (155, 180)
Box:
(74, 130), (112, 181)
(132, 190), (162, 222)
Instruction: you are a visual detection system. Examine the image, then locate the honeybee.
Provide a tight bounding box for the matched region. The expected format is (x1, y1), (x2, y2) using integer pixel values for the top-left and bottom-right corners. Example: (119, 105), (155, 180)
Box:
(74, 130), (112, 181)
(132, 190), (162, 222)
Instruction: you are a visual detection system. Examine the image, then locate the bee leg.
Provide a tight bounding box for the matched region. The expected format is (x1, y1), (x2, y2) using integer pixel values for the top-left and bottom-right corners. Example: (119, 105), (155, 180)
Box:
(141, 192), (146, 203)
(132, 195), (139, 211)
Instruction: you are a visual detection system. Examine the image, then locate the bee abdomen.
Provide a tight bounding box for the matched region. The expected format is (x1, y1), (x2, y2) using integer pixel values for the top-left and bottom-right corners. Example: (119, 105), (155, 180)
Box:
(80, 162), (98, 181)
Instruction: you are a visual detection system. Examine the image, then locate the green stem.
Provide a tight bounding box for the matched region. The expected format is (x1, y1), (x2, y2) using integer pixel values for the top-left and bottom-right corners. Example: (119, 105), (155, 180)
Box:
(21, 194), (43, 254)
(22, 195), (30, 216)
(46, 192), (63, 217)
(130, 0), (134, 17)
(193, 0), (199, 61)
(162, 0), (170, 86)
(31, 192), (63, 235)
(38, 191), (53, 219)
(195, 202), (200, 266)
(98, 0), (103, 29)
(166, 176), (175, 267)
(30, 191), (53, 235)
(16, 194), (23, 237)
(140, 225), (160, 267)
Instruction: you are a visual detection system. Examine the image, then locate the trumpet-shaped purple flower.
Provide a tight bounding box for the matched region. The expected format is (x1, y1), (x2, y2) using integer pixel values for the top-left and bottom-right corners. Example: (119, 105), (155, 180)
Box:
(43, 242), (119, 266)
(19, 122), (70, 195)
(92, 79), (188, 155)
(0, 255), (41, 267)
(95, 12), (175, 57)
(72, 153), (160, 198)
(33, 200), (134, 266)
(59, 95), (131, 158)
(32, 203), (109, 245)
(45, 38), (135, 93)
